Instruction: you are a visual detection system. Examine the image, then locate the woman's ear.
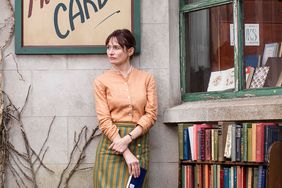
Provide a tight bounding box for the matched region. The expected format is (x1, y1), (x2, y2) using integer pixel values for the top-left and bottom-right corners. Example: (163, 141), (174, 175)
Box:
(127, 47), (134, 56)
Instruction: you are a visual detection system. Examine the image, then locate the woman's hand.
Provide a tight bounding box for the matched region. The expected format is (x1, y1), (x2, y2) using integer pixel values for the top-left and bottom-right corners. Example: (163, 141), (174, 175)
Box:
(123, 149), (140, 178)
(109, 135), (132, 154)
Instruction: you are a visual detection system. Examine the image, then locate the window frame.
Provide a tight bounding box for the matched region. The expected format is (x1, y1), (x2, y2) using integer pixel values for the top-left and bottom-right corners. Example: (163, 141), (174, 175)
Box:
(180, 0), (282, 101)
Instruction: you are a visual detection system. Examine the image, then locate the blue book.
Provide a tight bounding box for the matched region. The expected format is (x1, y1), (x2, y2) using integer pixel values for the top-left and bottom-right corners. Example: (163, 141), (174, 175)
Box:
(183, 128), (190, 160)
(258, 166), (266, 188)
(244, 54), (260, 68)
(126, 167), (147, 188)
(223, 167), (230, 188)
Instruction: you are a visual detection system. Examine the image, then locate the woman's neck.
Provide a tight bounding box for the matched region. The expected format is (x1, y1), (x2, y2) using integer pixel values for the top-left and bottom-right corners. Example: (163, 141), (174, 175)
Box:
(112, 62), (132, 75)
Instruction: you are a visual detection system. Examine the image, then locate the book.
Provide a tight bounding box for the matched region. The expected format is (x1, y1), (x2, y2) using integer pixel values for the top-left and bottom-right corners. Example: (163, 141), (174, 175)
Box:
(193, 124), (212, 160)
(183, 128), (191, 160)
(256, 123), (276, 162)
(251, 123), (257, 162)
(263, 57), (282, 87)
(244, 54), (260, 68)
(261, 42), (279, 66)
(126, 167), (147, 188)
(250, 66), (270, 88)
(231, 124), (236, 162)
(207, 67), (235, 92)
(224, 125), (233, 159)
(178, 124), (184, 160)
(218, 122), (233, 161)
(245, 66), (255, 89)
(264, 125), (282, 161)
(278, 42), (282, 57)
(235, 124), (242, 161)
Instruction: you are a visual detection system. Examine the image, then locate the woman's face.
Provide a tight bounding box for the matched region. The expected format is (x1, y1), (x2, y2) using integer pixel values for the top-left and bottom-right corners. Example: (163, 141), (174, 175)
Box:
(106, 37), (133, 66)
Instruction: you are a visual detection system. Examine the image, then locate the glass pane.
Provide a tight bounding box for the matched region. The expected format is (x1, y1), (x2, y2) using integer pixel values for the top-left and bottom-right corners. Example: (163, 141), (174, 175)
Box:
(243, 0), (282, 89)
(184, 4), (234, 93)
(185, 0), (201, 3)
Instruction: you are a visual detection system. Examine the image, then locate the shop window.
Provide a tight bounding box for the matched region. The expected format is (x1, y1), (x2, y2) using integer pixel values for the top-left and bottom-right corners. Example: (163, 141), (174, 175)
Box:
(180, 0), (282, 101)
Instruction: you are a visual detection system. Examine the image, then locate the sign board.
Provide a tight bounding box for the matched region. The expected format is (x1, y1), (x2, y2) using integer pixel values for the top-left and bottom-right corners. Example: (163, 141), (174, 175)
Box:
(230, 24), (260, 46)
(15, 0), (140, 54)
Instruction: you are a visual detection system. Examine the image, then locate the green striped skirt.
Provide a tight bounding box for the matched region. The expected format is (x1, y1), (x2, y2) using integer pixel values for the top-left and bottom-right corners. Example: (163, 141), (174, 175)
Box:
(93, 123), (149, 188)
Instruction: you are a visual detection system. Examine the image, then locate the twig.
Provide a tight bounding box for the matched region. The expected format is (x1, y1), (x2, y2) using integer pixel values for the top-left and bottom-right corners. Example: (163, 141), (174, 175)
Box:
(33, 116), (55, 164)
(64, 127), (99, 187)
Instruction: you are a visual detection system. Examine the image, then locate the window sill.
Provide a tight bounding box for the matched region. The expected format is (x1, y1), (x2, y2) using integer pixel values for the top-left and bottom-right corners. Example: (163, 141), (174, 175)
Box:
(163, 96), (282, 123)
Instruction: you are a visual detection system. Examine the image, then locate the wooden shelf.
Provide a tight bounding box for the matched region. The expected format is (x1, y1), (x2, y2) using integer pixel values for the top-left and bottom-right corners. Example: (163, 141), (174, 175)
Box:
(181, 160), (266, 166)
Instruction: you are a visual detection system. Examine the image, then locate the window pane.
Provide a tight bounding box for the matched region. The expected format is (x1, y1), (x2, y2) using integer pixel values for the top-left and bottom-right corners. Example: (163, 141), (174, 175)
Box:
(184, 4), (234, 93)
(243, 0), (282, 89)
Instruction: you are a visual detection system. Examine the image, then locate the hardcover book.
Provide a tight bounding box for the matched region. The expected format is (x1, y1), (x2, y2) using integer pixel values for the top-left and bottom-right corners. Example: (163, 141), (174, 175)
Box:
(126, 167), (147, 188)
(261, 42), (279, 66)
(207, 67), (235, 92)
(250, 66), (270, 88)
(263, 57), (282, 87)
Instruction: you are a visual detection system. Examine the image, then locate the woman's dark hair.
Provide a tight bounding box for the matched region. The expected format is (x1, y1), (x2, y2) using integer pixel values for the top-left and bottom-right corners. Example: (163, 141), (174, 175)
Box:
(105, 29), (136, 53)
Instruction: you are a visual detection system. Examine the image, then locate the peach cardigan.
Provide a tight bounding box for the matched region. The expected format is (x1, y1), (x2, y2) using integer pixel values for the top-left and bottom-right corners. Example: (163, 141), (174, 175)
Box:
(93, 67), (158, 141)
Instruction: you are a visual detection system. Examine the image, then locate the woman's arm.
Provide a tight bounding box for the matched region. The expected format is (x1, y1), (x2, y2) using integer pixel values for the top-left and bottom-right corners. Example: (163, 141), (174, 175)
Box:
(94, 79), (119, 141)
(137, 74), (158, 134)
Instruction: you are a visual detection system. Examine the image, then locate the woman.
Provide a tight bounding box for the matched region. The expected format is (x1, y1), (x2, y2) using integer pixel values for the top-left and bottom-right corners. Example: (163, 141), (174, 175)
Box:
(93, 29), (158, 188)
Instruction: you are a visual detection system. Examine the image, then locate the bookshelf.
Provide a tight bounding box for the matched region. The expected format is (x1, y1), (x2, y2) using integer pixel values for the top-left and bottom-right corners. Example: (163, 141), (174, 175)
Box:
(178, 122), (282, 188)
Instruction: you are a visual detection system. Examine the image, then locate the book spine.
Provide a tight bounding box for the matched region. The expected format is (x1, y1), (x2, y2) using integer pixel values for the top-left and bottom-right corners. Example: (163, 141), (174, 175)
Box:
(257, 166), (265, 188)
(256, 124), (265, 162)
(217, 124), (224, 161)
(200, 129), (205, 160)
(247, 126), (252, 161)
(188, 127), (194, 161)
(223, 167), (230, 188)
(251, 123), (257, 162)
(183, 128), (189, 160)
(231, 125), (236, 162)
(179, 124), (184, 160)
(213, 129), (219, 161)
(205, 129), (211, 161)
(224, 125), (232, 159)
(242, 123), (249, 161)
(236, 124), (242, 161)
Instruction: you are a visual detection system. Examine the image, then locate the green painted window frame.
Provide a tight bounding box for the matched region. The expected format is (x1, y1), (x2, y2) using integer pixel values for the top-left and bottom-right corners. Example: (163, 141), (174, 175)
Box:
(15, 0), (140, 55)
(180, 0), (282, 102)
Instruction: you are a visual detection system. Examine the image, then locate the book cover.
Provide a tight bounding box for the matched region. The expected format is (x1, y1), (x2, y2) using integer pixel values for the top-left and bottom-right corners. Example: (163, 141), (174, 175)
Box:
(251, 123), (257, 162)
(224, 125), (233, 159)
(181, 165), (185, 188)
(207, 67), (235, 92)
(242, 123), (250, 161)
(247, 125), (252, 161)
(258, 166), (266, 188)
(247, 167), (253, 188)
(213, 129), (219, 161)
(256, 123), (276, 162)
(250, 66), (270, 88)
(264, 125), (282, 161)
(183, 128), (190, 160)
(178, 124), (184, 160)
(263, 57), (282, 87)
(126, 167), (147, 188)
(218, 122), (232, 161)
(205, 129), (212, 161)
(235, 124), (242, 161)
(261, 42), (279, 66)
(231, 124), (237, 162)
(223, 167), (230, 188)
(188, 127), (194, 161)
(244, 54), (260, 68)
(245, 66), (255, 89)
(193, 124), (212, 160)
(253, 167), (259, 188)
